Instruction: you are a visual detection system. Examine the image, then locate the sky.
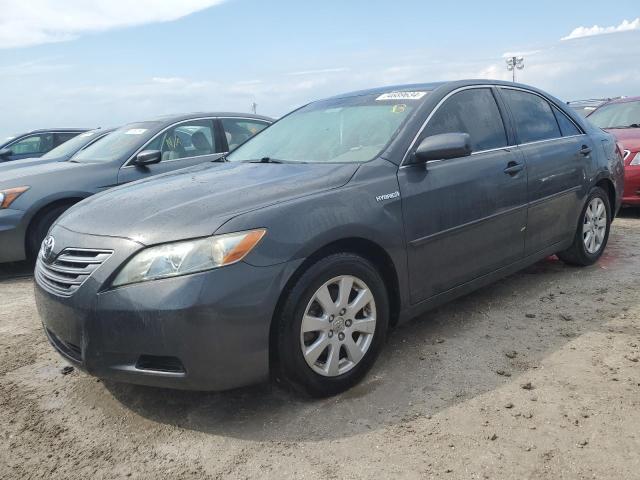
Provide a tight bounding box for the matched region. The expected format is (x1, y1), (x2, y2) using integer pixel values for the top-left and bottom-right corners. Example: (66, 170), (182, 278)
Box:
(0, 0), (638, 137)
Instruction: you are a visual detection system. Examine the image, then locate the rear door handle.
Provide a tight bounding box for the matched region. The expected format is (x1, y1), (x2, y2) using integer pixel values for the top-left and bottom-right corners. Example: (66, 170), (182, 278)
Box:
(580, 145), (592, 156)
(504, 161), (524, 175)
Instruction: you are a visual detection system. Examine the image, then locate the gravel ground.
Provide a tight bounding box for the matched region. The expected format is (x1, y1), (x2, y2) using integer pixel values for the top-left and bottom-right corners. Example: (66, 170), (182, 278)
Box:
(1, 213), (639, 479)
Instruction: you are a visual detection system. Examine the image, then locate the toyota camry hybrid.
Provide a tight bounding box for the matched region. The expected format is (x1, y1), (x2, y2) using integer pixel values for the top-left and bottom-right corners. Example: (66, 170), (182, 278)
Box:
(35, 80), (624, 397)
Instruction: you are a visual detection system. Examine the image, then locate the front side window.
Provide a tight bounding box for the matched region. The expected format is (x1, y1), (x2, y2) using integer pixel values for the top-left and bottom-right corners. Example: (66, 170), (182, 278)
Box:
(221, 119), (269, 151)
(228, 92), (425, 164)
(502, 89), (561, 144)
(9, 133), (54, 155)
(424, 88), (508, 152)
(146, 120), (217, 161)
(587, 100), (640, 129)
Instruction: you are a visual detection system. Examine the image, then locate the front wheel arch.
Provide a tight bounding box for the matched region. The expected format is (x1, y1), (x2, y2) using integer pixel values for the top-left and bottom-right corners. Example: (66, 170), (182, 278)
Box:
(25, 198), (84, 259)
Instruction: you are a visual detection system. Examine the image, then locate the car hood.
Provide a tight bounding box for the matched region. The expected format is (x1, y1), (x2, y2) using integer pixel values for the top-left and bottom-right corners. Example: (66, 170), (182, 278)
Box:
(605, 128), (640, 152)
(58, 161), (359, 245)
(0, 160), (98, 188)
(0, 156), (64, 171)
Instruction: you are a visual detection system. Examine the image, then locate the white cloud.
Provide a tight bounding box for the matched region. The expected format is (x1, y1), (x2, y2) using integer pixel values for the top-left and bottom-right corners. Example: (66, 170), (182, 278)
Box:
(561, 17), (640, 40)
(287, 67), (349, 76)
(0, 0), (225, 49)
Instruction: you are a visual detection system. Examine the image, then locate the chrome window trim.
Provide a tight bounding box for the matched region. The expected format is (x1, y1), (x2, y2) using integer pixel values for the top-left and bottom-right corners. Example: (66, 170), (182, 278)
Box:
(400, 84), (587, 169)
(121, 116), (271, 169)
(121, 116), (220, 168)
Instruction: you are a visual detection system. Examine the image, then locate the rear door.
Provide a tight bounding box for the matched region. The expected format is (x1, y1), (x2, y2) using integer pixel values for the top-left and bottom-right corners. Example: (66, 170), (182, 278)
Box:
(499, 87), (589, 255)
(117, 118), (224, 184)
(398, 87), (528, 304)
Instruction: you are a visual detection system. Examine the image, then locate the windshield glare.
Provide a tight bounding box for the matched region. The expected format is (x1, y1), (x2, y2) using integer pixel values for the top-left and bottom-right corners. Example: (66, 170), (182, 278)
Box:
(227, 93), (424, 163)
(42, 131), (100, 159)
(73, 123), (159, 163)
(588, 100), (640, 128)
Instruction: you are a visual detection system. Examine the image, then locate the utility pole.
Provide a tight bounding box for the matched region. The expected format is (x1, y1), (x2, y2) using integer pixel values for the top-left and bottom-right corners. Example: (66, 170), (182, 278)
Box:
(506, 56), (524, 82)
(251, 102), (257, 114)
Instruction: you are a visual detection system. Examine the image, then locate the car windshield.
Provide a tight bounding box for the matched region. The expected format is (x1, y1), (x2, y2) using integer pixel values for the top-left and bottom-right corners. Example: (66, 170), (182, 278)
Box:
(72, 122), (160, 163)
(588, 100), (640, 129)
(41, 131), (101, 159)
(227, 92), (427, 163)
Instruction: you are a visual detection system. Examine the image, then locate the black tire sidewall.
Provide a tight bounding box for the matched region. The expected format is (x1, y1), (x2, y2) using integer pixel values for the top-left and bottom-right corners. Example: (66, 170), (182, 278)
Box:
(277, 253), (389, 397)
(27, 206), (69, 259)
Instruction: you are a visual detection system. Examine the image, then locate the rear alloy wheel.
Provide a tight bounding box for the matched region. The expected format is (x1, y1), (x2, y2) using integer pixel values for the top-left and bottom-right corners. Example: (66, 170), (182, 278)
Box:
(276, 253), (389, 397)
(557, 186), (611, 266)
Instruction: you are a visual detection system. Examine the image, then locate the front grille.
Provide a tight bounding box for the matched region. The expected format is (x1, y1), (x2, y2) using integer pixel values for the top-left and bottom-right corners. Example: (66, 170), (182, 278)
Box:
(36, 248), (113, 297)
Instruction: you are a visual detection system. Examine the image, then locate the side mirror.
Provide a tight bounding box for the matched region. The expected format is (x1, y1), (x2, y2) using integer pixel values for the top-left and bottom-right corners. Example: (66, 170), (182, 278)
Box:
(412, 133), (472, 164)
(0, 148), (12, 159)
(134, 150), (161, 166)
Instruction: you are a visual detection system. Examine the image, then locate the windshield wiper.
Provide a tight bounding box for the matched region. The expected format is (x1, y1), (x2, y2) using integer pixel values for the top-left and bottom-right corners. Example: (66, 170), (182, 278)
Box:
(247, 157), (284, 164)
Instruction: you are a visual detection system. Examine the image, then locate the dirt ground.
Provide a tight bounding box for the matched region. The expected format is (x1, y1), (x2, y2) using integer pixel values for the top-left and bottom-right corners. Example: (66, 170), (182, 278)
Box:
(1, 213), (640, 480)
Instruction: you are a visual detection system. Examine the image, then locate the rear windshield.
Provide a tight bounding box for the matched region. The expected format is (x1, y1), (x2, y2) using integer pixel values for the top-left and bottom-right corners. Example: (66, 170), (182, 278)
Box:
(588, 100), (640, 129)
(73, 123), (160, 163)
(228, 91), (428, 164)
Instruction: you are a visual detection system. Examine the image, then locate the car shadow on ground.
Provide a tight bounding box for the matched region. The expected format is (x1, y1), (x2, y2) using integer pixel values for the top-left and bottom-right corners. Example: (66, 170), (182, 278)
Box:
(104, 229), (637, 442)
(0, 260), (33, 281)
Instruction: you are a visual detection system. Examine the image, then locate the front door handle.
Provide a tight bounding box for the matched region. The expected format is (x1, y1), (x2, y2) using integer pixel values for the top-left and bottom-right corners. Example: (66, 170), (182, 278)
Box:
(580, 145), (592, 156)
(504, 161), (524, 176)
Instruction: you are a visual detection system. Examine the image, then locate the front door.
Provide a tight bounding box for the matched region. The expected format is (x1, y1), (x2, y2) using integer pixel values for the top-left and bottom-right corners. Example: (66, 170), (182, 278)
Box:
(398, 87), (528, 304)
(117, 119), (224, 184)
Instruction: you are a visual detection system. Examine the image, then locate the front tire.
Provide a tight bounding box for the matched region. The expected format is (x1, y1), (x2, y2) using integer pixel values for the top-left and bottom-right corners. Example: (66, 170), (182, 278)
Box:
(557, 186), (611, 266)
(275, 253), (389, 397)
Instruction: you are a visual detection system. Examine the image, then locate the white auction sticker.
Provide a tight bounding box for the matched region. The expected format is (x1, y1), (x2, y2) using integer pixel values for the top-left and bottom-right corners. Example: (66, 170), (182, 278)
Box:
(376, 91), (427, 101)
(124, 129), (147, 135)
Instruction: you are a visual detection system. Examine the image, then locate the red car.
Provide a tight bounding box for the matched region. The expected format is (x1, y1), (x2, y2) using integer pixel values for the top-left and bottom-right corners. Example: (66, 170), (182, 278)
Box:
(588, 97), (640, 208)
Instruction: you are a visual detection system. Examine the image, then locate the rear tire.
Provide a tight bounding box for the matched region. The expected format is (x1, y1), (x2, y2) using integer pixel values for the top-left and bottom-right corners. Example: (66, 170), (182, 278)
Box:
(557, 186), (611, 266)
(275, 253), (389, 397)
(26, 204), (73, 260)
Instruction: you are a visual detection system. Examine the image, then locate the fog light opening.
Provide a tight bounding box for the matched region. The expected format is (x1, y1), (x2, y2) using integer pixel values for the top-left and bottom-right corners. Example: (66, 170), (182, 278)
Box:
(135, 355), (185, 373)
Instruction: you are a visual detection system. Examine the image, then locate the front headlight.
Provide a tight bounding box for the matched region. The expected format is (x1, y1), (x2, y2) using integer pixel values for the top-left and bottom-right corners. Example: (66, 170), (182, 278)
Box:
(0, 186), (29, 209)
(112, 229), (266, 287)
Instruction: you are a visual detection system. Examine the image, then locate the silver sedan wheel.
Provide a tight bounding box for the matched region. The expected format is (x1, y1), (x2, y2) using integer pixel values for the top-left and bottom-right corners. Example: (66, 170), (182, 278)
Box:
(583, 197), (607, 254)
(300, 275), (377, 377)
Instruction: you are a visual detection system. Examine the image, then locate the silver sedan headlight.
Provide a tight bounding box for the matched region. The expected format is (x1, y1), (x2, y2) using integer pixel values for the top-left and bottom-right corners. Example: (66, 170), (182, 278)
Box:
(112, 229), (266, 287)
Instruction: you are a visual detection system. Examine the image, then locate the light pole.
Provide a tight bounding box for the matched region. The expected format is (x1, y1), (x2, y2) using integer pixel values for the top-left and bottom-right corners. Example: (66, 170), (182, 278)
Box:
(251, 102), (257, 114)
(506, 56), (524, 82)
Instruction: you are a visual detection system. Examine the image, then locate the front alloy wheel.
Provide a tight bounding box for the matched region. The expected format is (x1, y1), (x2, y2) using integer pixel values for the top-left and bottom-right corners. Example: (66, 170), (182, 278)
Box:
(300, 275), (377, 377)
(275, 253), (389, 397)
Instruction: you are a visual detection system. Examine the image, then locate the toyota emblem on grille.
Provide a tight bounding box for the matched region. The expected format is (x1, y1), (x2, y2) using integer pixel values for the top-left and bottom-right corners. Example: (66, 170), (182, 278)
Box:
(42, 236), (56, 263)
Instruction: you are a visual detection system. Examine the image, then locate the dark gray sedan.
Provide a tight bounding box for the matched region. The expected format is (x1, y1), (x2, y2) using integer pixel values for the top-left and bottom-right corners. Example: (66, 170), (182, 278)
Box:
(0, 113), (271, 263)
(35, 80), (624, 396)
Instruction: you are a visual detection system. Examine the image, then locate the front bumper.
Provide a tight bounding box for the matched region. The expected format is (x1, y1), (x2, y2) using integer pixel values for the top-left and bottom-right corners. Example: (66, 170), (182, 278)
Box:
(622, 165), (640, 206)
(0, 208), (28, 263)
(35, 225), (301, 391)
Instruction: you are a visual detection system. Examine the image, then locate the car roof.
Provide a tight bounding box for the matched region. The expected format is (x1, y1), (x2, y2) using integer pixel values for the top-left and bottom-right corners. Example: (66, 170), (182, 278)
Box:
(323, 79), (561, 101)
(21, 128), (93, 134)
(148, 112), (274, 125)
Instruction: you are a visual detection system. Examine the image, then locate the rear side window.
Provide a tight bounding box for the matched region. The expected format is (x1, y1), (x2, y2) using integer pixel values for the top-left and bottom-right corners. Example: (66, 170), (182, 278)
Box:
(221, 118), (270, 151)
(55, 132), (80, 146)
(425, 88), (508, 152)
(552, 106), (581, 137)
(502, 89), (561, 144)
